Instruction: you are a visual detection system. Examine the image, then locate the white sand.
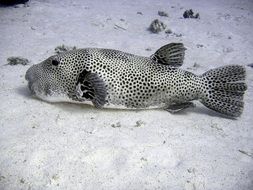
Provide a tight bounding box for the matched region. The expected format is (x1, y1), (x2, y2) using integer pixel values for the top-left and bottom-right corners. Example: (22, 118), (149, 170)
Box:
(0, 0), (253, 189)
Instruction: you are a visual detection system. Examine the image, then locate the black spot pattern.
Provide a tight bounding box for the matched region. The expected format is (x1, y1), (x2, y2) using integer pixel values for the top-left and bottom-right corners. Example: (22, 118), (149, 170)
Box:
(50, 48), (200, 108)
(26, 48), (247, 117)
(200, 65), (246, 117)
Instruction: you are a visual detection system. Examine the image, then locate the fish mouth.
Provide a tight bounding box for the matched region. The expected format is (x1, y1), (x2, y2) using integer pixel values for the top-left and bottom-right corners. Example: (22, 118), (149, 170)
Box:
(26, 77), (56, 97)
(25, 65), (33, 81)
(25, 70), (29, 81)
(27, 81), (35, 95)
(25, 67), (36, 95)
(26, 80), (52, 96)
(25, 64), (67, 99)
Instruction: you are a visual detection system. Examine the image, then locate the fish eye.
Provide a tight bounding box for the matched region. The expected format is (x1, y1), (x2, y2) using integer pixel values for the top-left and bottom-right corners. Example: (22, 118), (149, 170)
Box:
(52, 59), (59, 66)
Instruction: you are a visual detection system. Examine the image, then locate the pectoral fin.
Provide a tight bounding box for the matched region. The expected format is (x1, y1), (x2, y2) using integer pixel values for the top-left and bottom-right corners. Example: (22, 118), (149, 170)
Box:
(165, 102), (195, 113)
(75, 70), (107, 108)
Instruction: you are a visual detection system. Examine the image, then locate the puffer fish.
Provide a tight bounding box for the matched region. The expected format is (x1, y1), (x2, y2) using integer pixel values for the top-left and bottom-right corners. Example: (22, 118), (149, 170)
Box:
(25, 43), (247, 117)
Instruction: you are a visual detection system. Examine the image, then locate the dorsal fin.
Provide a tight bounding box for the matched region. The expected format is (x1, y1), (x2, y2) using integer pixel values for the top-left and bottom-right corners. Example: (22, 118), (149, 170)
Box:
(151, 43), (186, 67)
(75, 70), (107, 108)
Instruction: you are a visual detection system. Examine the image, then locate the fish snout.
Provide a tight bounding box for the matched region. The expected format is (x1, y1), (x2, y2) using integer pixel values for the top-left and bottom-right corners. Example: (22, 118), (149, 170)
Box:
(25, 65), (38, 94)
(25, 62), (68, 99)
(25, 65), (35, 82)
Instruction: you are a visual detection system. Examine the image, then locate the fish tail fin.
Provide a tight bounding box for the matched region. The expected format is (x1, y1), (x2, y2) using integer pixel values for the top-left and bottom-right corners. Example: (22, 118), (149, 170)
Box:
(199, 65), (247, 117)
(151, 43), (186, 67)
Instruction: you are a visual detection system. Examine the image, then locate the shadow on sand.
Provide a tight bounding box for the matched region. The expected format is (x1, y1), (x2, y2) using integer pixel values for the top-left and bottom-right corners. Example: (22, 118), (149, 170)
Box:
(15, 86), (233, 119)
(16, 85), (31, 98)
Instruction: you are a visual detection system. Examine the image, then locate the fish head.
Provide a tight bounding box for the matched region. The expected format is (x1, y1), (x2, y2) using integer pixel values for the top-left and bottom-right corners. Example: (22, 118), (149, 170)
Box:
(25, 51), (83, 102)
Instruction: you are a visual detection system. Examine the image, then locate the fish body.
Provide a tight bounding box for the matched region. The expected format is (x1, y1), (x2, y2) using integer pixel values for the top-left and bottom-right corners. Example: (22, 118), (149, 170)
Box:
(25, 43), (247, 117)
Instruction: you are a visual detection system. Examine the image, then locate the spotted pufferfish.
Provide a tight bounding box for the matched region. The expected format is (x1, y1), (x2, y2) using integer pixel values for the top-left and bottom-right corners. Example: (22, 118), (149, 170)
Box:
(25, 43), (247, 117)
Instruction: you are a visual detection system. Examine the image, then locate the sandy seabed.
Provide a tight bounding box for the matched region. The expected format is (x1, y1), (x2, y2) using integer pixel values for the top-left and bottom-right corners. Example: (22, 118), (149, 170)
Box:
(0, 0), (253, 190)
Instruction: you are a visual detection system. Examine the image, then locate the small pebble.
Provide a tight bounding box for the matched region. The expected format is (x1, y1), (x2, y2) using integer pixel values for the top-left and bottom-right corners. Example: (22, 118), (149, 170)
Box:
(111, 122), (121, 128)
(20, 178), (25, 184)
(196, 44), (204, 48)
(135, 120), (145, 127)
(183, 9), (200, 19)
(247, 63), (253, 68)
(173, 33), (182, 37)
(165, 29), (172, 34)
(193, 62), (200, 68)
(149, 19), (166, 33)
(140, 157), (147, 161)
(222, 47), (234, 53)
(7, 56), (30, 66)
(55, 45), (77, 54)
(158, 11), (169, 17)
